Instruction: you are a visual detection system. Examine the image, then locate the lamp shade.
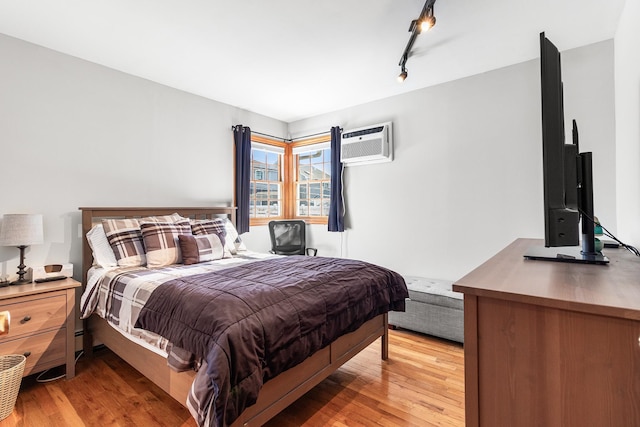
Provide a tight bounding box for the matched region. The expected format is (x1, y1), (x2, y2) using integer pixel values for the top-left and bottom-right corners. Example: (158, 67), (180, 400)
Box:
(0, 214), (44, 246)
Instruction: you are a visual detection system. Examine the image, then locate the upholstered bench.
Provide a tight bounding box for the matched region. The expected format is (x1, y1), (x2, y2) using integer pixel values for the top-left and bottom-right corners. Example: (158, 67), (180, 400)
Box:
(389, 276), (464, 343)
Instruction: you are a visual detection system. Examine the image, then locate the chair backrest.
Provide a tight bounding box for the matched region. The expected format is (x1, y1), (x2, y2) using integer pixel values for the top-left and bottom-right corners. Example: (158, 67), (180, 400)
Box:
(268, 220), (306, 255)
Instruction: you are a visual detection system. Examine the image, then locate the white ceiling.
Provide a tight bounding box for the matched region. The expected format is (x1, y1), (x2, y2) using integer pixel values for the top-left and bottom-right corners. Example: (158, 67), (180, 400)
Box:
(0, 0), (626, 123)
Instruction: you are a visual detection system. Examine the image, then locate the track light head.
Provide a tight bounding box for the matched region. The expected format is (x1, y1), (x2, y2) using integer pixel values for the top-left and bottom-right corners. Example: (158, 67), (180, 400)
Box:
(421, 15), (436, 32)
(397, 68), (408, 83)
(420, 5), (436, 32)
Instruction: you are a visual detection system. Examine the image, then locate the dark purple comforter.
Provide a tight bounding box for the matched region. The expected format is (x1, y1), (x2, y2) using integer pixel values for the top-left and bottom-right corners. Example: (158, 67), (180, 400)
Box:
(135, 255), (408, 426)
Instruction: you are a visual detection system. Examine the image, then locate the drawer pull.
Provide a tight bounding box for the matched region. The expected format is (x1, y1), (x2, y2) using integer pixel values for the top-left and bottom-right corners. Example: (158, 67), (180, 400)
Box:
(21, 315), (31, 324)
(23, 351), (31, 357)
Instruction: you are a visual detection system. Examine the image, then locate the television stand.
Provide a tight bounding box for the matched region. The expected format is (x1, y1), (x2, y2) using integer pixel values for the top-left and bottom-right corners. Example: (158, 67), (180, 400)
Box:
(523, 244), (609, 264)
(454, 238), (639, 427)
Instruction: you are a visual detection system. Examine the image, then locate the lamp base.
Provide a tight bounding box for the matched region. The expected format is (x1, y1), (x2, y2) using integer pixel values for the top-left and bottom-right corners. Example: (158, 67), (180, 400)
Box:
(12, 245), (30, 285)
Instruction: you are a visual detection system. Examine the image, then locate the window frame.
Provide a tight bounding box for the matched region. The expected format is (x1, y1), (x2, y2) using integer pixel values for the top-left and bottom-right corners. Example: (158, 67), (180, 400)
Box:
(248, 134), (331, 226)
(249, 135), (289, 226)
(291, 136), (332, 225)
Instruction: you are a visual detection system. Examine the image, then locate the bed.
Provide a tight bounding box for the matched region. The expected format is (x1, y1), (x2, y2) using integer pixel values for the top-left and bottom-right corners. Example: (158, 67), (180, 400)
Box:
(79, 206), (408, 427)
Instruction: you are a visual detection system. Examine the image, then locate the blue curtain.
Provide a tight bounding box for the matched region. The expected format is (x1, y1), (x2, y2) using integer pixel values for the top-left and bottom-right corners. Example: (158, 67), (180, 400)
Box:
(328, 126), (344, 232)
(234, 125), (251, 234)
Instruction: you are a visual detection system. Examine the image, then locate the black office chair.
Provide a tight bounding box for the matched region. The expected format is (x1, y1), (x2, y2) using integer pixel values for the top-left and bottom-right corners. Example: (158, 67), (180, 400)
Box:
(268, 220), (317, 256)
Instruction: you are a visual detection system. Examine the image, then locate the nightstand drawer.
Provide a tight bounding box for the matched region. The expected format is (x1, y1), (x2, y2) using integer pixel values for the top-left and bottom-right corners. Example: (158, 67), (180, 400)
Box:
(0, 293), (67, 342)
(0, 328), (66, 377)
(0, 279), (80, 379)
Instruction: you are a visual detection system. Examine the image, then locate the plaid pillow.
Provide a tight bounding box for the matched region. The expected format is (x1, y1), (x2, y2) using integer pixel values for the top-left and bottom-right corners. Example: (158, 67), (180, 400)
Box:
(140, 213), (186, 223)
(191, 218), (226, 236)
(191, 218), (235, 256)
(140, 220), (192, 268)
(102, 218), (146, 267)
(178, 234), (225, 265)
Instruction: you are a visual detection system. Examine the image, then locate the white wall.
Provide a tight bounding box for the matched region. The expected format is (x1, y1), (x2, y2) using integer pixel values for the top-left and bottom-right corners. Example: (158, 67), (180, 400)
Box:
(614, 1), (640, 247)
(285, 40), (616, 281)
(0, 33), (287, 282)
(0, 31), (620, 287)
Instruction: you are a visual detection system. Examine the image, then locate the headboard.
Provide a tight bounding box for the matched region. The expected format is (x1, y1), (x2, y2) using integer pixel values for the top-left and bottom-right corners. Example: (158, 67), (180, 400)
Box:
(78, 206), (237, 287)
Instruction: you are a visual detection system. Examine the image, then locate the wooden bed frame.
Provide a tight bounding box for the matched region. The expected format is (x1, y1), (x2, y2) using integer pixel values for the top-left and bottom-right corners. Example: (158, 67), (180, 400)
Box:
(79, 206), (389, 427)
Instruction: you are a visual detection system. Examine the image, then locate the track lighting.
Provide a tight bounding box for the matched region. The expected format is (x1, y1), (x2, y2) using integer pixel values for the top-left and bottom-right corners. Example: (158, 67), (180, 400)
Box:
(397, 0), (436, 81)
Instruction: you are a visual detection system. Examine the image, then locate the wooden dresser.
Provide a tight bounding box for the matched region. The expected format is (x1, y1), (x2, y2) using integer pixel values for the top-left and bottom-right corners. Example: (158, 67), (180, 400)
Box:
(0, 278), (80, 379)
(453, 238), (640, 427)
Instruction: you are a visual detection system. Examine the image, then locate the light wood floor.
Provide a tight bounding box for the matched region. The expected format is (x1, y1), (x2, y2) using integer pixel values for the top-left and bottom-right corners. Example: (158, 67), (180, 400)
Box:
(1, 329), (464, 427)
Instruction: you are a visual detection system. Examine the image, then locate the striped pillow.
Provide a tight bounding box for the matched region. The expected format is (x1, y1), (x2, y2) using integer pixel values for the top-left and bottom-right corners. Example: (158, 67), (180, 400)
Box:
(140, 220), (192, 268)
(178, 234), (225, 265)
(102, 218), (146, 267)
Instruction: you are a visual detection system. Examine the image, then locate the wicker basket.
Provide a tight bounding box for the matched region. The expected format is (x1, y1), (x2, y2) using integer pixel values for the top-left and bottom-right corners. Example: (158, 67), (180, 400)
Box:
(0, 354), (26, 421)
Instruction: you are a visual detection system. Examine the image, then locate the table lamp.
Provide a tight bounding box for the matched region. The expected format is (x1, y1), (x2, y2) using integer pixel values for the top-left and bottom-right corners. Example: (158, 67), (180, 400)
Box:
(0, 214), (44, 285)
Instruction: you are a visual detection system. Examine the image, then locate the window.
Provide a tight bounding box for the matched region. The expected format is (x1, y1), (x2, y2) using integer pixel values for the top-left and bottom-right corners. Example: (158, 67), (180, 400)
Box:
(294, 144), (331, 218)
(249, 135), (331, 226)
(250, 138), (284, 220)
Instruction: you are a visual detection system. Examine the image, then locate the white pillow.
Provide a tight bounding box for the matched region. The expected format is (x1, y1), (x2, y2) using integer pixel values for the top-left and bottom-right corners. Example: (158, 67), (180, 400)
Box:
(86, 224), (118, 268)
(224, 218), (247, 252)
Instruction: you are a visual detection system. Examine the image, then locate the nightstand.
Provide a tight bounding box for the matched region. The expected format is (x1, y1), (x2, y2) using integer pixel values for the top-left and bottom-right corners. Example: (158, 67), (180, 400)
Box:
(0, 278), (81, 379)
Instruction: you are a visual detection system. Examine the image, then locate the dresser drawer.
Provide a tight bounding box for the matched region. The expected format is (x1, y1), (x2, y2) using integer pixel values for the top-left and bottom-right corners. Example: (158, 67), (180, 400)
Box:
(0, 328), (66, 377)
(0, 293), (67, 342)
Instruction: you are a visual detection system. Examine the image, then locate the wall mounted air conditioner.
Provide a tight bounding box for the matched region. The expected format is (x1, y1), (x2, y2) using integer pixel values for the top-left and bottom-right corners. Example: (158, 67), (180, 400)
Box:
(341, 122), (393, 165)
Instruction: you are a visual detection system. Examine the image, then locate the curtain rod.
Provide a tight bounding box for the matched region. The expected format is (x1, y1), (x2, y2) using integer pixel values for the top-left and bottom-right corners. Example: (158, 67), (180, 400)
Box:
(291, 129), (337, 141)
(231, 126), (289, 142)
(232, 126), (341, 142)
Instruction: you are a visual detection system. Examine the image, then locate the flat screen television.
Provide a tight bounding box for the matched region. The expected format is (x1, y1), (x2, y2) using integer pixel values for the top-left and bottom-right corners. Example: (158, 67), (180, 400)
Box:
(524, 32), (608, 264)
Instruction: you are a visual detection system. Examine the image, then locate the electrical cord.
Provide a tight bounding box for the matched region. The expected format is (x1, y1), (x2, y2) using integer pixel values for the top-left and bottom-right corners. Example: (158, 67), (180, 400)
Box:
(579, 210), (640, 257)
(35, 350), (84, 383)
(602, 228), (640, 257)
